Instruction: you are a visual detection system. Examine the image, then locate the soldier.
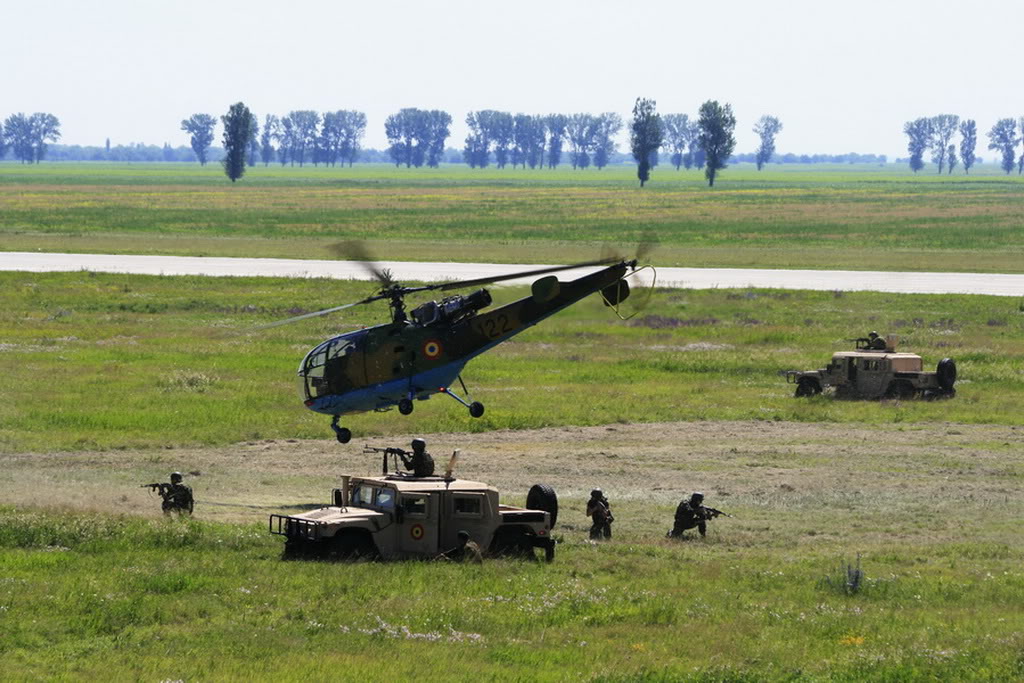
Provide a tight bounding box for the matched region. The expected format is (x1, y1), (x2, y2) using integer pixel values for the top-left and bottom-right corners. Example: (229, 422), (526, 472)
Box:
(866, 331), (886, 350)
(439, 530), (483, 563)
(586, 488), (613, 540)
(398, 437), (435, 477)
(668, 491), (709, 538)
(155, 472), (194, 516)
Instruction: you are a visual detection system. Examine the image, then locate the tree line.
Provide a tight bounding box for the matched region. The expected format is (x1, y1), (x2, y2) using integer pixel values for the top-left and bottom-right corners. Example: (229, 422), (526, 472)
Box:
(1, 113), (62, 163)
(904, 114), (1024, 174)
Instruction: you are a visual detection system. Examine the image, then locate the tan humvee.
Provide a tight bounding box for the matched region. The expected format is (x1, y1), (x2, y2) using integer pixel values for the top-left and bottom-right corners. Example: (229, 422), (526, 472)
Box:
(785, 335), (956, 399)
(270, 474), (557, 562)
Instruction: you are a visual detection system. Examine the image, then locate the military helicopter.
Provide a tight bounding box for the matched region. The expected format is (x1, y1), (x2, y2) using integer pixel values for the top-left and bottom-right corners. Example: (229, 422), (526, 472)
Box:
(263, 244), (652, 443)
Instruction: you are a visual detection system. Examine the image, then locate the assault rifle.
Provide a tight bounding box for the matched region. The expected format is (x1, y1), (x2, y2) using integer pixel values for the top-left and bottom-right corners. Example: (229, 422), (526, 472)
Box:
(704, 506), (733, 519)
(141, 482), (170, 495)
(364, 446), (410, 474)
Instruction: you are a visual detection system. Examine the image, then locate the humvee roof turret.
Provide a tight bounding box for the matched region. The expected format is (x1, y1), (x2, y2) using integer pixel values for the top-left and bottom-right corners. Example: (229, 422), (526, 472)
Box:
(785, 336), (956, 400)
(270, 473), (558, 562)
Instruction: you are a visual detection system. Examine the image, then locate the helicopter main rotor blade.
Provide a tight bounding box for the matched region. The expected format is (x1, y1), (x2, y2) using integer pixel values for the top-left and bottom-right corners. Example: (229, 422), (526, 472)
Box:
(409, 257), (623, 294)
(327, 240), (393, 286)
(255, 296), (383, 330)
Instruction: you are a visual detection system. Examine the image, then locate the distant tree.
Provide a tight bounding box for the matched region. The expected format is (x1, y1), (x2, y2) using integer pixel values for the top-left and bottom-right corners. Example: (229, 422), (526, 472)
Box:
(946, 144), (957, 174)
(929, 114), (959, 174)
(630, 98), (663, 187)
(567, 113), (596, 170)
(903, 117), (932, 173)
(545, 114), (567, 168)
(4, 113), (35, 163)
(697, 100), (736, 187)
(592, 113), (622, 169)
(753, 115), (783, 170)
(487, 112), (513, 169)
(424, 110), (451, 168)
(27, 113), (61, 162)
(260, 115), (278, 166)
(685, 122), (704, 169)
(180, 113), (216, 165)
(463, 110), (496, 168)
(221, 102), (255, 182)
(0, 123), (8, 161)
(246, 111), (259, 167)
(161, 142), (175, 162)
(1019, 117), (1024, 175)
(283, 111), (319, 167)
(662, 114), (691, 170)
(511, 114), (531, 168)
(526, 115), (547, 169)
(959, 119), (977, 174)
(339, 110), (366, 166)
(275, 117), (294, 166)
(986, 118), (1019, 174)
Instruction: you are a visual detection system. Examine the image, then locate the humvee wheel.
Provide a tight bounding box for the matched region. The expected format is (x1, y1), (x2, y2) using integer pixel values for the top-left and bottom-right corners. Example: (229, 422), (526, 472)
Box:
(526, 484), (559, 528)
(330, 530), (379, 561)
(795, 378), (821, 397)
(469, 401), (485, 418)
(885, 380), (915, 400)
(283, 539), (312, 560)
(937, 358), (957, 391)
(398, 398), (414, 415)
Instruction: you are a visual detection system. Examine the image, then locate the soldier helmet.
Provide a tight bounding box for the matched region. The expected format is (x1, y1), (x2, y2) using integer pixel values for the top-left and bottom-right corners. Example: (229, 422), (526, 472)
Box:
(590, 488), (603, 498)
(690, 491), (704, 503)
(869, 331), (879, 338)
(170, 472), (183, 483)
(411, 437), (426, 451)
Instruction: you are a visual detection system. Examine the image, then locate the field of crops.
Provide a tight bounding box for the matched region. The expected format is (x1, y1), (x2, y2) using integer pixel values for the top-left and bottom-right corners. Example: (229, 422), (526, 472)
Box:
(2, 162), (1024, 272)
(2, 163), (1023, 680)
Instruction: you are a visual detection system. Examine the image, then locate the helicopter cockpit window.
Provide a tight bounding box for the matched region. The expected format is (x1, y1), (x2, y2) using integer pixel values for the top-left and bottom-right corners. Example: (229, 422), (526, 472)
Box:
(300, 336), (360, 400)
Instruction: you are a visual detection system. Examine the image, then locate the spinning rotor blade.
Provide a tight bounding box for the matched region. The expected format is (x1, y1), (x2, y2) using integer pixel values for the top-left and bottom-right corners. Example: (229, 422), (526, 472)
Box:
(256, 296), (382, 330)
(327, 240), (394, 287)
(414, 257), (623, 294)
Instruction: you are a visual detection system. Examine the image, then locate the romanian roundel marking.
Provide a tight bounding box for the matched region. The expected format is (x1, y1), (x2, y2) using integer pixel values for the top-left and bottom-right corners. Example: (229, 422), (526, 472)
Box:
(423, 339), (442, 359)
(410, 523), (425, 540)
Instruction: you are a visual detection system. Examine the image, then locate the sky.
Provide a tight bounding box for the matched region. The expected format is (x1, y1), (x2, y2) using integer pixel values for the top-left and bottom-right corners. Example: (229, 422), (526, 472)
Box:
(4, 0), (1022, 159)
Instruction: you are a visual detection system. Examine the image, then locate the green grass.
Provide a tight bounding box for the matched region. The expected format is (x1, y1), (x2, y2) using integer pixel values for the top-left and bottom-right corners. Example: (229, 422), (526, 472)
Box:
(3, 163), (1024, 272)
(2, 271), (1023, 453)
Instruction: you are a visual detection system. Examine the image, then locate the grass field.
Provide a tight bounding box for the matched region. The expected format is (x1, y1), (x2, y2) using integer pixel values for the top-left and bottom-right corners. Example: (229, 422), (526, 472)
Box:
(2, 270), (1023, 453)
(2, 421), (1023, 680)
(3, 163), (1024, 272)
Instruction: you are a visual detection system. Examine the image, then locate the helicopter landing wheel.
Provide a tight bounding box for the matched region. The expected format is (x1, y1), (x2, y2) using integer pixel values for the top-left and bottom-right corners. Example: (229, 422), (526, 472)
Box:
(398, 398), (414, 415)
(469, 401), (485, 418)
(335, 427), (352, 444)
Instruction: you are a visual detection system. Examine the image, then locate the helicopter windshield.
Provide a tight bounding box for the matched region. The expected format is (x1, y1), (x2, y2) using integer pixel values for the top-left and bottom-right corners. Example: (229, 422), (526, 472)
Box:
(298, 332), (366, 401)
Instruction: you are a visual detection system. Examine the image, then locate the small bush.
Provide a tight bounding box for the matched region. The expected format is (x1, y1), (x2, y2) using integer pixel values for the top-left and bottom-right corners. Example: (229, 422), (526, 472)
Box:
(820, 554), (865, 595)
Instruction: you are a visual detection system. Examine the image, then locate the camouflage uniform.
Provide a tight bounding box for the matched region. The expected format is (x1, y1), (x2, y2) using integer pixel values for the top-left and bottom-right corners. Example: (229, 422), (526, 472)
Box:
(669, 494), (708, 538)
(586, 490), (613, 540)
(161, 482), (194, 515)
(401, 438), (435, 477)
(441, 531), (483, 563)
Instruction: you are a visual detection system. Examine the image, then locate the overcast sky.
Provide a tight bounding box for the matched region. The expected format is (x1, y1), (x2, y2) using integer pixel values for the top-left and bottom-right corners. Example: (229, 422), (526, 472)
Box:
(5, 0), (1021, 159)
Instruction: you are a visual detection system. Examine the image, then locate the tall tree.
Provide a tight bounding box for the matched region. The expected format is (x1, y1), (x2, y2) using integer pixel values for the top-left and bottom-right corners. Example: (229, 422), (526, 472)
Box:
(545, 114), (567, 168)
(245, 111), (259, 167)
(424, 110), (451, 168)
(662, 113), (691, 170)
(339, 110), (366, 167)
(567, 113), (596, 170)
(260, 114), (279, 166)
(958, 119), (977, 174)
(929, 114), (959, 174)
(753, 115), (783, 170)
(463, 110), (496, 168)
(275, 117), (294, 166)
(526, 115), (547, 169)
(282, 111), (319, 167)
(946, 144), (957, 175)
(686, 122), (704, 169)
(490, 112), (515, 169)
(630, 98), (663, 187)
(2, 114), (33, 163)
(28, 113), (61, 163)
(592, 113), (622, 169)
(986, 118), (1019, 175)
(903, 117), (932, 173)
(180, 113), (216, 165)
(1019, 117), (1024, 175)
(221, 102), (254, 182)
(697, 100), (736, 187)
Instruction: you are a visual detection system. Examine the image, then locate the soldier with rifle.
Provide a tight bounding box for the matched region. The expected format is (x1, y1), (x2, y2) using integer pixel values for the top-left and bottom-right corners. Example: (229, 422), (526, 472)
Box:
(850, 331), (887, 351)
(667, 492), (730, 538)
(365, 438), (435, 477)
(586, 488), (614, 540)
(141, 472), (194, 515)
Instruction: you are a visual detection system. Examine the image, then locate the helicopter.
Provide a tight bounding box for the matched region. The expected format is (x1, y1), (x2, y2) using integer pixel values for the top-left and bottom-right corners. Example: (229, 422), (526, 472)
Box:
(262, 244), (652, 443)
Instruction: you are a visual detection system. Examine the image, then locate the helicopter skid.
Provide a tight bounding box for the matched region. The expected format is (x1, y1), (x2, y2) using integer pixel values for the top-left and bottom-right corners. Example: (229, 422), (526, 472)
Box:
(306, 359), (468, 417)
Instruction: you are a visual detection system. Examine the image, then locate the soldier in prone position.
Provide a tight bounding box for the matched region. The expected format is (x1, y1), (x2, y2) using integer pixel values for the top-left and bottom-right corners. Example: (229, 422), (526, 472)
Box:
(586, 488), (613, 540)
(438, 530), (483, 563)
(142, 472), (194, 515)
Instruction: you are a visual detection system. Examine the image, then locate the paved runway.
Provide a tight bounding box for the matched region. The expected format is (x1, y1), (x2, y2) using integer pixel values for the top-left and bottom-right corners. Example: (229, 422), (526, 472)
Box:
(1, 251), (1020, 297)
